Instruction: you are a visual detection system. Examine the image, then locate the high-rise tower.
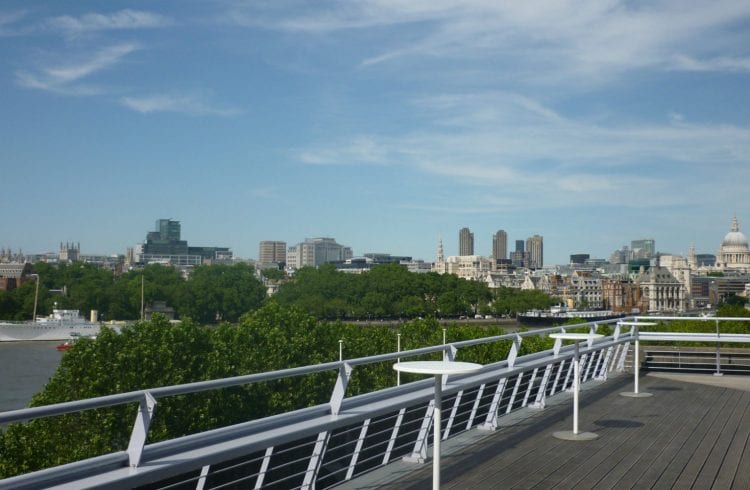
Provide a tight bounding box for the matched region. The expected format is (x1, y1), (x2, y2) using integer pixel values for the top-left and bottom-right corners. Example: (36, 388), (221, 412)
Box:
(492, 230), (508, 260)
(459, 227), (474, 256)
(526, 235), (544, 269)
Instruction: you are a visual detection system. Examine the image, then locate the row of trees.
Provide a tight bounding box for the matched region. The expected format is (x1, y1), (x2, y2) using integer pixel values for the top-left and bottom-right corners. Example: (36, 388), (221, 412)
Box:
(273, 263), (556, 319)
(1, 262), (557, 323)
(0, 262), (267, 324)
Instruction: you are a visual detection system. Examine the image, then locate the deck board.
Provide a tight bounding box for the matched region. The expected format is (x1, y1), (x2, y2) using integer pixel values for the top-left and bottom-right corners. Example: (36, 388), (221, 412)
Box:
(343, 373), (750, 490)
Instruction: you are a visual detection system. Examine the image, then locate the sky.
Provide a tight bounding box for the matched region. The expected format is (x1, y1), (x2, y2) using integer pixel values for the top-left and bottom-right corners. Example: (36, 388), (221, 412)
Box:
(1, 1), (749, 265)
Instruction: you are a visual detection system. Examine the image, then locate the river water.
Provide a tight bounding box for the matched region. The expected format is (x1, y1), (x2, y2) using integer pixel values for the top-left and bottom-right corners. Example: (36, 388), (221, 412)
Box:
(0, 341), (63, 412)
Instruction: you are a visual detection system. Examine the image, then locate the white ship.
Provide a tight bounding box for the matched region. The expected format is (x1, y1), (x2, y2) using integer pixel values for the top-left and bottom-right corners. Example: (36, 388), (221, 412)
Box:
(0, 309), (101, 342)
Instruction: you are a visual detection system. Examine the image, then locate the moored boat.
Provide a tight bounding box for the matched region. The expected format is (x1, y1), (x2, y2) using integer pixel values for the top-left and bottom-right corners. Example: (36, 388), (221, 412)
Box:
(517, 305), (625, 327)
(0, 309), (101, 342)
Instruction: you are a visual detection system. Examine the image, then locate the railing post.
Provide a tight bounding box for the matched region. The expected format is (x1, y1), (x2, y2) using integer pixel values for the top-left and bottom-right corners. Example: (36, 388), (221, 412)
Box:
(127, 391), (157, 468)
(467, 383), (485, 429)
(444, 390), (463, 439)
(522, 368), (538, 407)
(714, 319), (723, 377)
(254, 447), (273, 489)
(480, 378), (507, 431)
(383, 408), (406, 465)
(404, 400), (433, 462)
(302, 431), (330, 489)
(345, 419), (371, 480)
(196, 465), (210, 490)
(330, 362), (352, 415)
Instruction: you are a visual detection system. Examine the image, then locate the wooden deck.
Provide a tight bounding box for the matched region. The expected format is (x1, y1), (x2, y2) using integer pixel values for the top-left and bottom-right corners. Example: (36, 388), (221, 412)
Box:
(343, 373), (750, 489)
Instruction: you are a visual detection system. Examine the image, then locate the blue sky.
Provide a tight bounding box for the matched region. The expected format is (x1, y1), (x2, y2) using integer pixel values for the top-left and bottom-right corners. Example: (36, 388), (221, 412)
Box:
(1, 1), (749, 265)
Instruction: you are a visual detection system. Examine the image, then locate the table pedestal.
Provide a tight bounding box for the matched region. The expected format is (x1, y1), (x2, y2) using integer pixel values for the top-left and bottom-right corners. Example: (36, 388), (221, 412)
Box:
(619, 323), (655, 398)
(552, 340), (599, 441)
(393, 361), (482, 490)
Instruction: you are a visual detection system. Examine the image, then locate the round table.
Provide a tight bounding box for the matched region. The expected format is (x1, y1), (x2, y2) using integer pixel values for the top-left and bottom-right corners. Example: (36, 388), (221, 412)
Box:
(549, 332), (604, 441)
(393, 361), (482, 489)
(617, 321), (657, 398)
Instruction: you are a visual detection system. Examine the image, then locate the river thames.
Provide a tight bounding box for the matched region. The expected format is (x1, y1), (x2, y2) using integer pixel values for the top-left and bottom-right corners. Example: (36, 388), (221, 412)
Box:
(0, 341), (63, 412)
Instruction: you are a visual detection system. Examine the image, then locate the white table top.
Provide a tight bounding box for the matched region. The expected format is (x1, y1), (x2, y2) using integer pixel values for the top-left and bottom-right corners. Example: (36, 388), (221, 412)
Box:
(617, 321), (657, 326)
(393, 361), (482, 375)
(549, 333), (605, 341)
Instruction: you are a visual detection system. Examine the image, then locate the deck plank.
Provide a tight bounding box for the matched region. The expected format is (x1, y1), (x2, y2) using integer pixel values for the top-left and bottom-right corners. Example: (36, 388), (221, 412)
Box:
(345, 373), (750, 490)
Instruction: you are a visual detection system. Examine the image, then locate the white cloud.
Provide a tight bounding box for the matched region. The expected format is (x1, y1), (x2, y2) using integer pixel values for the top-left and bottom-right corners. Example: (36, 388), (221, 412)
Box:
(46, 9), (170, 36)
(15, 43), (139, 95)
(120, 93), (239, 117)
(296, 90), (750, 210)
(0, 10), (27, 35)
(230, 1), (750, 81)
(669, 55), (750, 73)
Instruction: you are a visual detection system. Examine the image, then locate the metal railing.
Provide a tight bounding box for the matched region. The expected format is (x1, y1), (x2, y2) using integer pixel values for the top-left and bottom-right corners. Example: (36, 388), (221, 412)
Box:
(1, 315), (749, 489)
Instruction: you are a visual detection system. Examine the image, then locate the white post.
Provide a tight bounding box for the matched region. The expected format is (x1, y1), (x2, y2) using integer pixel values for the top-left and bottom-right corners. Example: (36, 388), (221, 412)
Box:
(715, 319), (723, 376)
(397, 333), (401, 386)
(339, 339), (343, 362)
(633, 326), (640, 394)
(442, 328), (447, 361)
(573, 341), (580, 435)
(433, 374), (442, 490)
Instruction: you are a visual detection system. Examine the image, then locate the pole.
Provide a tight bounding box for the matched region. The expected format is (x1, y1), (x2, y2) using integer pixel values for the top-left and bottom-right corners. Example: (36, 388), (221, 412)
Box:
(339, 339), (343, 362)
(141, 273), (145, 321)
(715, 319), (723, 376)
(433, 374), (443, 490)
(442, 328), (447, 361)
(573, 341), (580, 435)
(634, 325), (640, 394)
(397, 333), (401, 386)
(32, 274), (39, 321)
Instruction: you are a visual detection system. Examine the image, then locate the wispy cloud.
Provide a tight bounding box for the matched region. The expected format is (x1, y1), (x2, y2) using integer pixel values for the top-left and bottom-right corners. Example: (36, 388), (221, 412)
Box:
(45, 9), (170, 36)
(15, 43), (139, 95)
(228, 0), (750, 81)
(669, 54), (750, 73)
(296, 91), (750, 210)
(120, 93), (240, 116)
(0, 10), (30, 36)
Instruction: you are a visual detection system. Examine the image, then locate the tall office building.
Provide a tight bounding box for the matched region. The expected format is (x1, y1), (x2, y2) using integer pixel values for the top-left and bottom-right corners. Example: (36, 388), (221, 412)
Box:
(259, 241), (287, 266)
(286, 237), (353, 269)
(492, 230), (508, 261)
(631, 239), (655, 259)
(510, 240), (525, 267)
(526, 235), (544, 269)
(459, 227), (474, 256)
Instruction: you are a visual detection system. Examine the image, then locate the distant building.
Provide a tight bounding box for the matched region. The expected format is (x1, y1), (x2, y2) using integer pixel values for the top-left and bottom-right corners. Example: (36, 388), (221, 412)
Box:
(286, 237), (353, 269)
(442, 255), (494, 281)
(631, 239), (655, 260)
(492, 230), (508, 261)
(715, 214), (750, 272)
(570, 254), (590, 265)
(59, 242), (80, 263)
(695, 254), (716, 267)
(140, 219), (232, 266)
(259, 241), (287, 267)
(511, 240), (526, 267)
(459, 227), (474, 256)
(526, 235), (543, 269)
(0, 263), (32, 291)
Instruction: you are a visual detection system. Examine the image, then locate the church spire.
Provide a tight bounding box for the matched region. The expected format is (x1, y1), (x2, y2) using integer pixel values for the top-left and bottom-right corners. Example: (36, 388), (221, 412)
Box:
(732, 213), (740, 232)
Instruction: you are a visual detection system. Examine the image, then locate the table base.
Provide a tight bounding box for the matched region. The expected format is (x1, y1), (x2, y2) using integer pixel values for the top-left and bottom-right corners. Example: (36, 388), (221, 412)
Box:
(620, 391), (652, 398)
(553, 430), (599, 441)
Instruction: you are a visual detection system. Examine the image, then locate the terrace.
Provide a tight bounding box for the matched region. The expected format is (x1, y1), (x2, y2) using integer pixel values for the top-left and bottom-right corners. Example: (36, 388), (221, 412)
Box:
(0, 316), (749, 489)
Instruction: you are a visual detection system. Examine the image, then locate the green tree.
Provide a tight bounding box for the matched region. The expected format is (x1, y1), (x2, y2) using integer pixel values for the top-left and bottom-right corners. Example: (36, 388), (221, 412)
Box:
(178, 263), (266, 323)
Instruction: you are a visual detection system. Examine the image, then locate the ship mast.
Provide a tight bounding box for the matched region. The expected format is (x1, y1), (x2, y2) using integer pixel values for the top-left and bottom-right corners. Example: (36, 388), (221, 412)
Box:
(32, 274), (39, 321)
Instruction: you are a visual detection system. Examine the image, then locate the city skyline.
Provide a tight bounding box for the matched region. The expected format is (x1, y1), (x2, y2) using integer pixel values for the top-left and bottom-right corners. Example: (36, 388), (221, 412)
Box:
(1, 2), (749, 265)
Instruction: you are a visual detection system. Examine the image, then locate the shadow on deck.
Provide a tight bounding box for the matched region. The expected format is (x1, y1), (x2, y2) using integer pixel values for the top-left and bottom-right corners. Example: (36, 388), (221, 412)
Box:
(342, 373), (750, 489)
